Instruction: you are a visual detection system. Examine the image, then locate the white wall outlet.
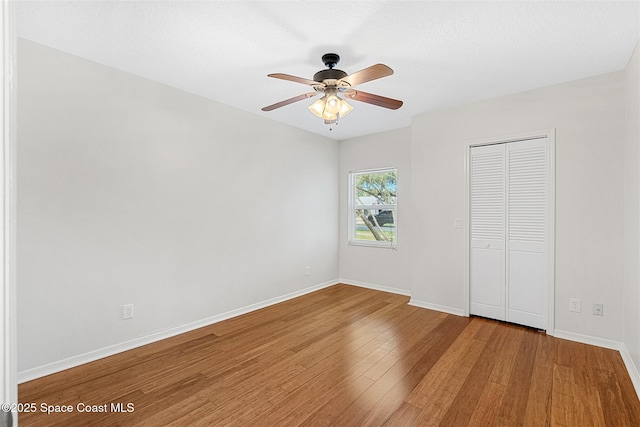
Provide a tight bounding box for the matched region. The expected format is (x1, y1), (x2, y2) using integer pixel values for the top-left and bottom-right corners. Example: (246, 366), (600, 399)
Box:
(305, 266), (310, 276)
(593, 303), (604, 316)
(569, 298), (581, 313)
(454, 218), (462, 229)
(122, 304), (134, 320)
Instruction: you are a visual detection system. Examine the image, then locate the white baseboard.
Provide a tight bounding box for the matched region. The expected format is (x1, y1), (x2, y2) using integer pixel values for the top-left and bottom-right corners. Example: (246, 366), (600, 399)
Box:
(620, 343), (640, 399)
(552, 329), (623, 351)
(18, 279), (339, 384)
(339, 278), (411, 296)
(408, 298), (465, 316)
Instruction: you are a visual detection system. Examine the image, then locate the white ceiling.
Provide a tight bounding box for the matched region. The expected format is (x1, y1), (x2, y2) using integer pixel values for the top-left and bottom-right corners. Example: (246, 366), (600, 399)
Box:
(17, 1), (640, 141)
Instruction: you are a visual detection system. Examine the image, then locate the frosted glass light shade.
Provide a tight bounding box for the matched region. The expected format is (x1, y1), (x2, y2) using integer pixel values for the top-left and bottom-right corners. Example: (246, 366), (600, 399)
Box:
(308, 95), (353, 121)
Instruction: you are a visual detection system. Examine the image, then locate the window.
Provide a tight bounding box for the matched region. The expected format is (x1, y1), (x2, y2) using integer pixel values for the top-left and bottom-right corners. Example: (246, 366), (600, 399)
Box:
(349, 168), (397, 247)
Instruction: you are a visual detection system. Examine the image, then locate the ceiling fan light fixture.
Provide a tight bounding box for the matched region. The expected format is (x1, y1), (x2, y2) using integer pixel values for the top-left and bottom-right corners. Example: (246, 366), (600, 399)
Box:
(308, 95), (353, 122)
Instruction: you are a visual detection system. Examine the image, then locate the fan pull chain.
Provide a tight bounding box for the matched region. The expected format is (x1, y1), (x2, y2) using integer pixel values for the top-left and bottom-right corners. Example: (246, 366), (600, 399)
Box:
(330, 113), (340, 131)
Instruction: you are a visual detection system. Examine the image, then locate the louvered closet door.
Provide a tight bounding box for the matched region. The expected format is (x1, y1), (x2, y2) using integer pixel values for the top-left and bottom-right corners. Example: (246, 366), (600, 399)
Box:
(506, 138), (548, 329)
(470, 137), (549, 330)
(469, 144), (506, 321)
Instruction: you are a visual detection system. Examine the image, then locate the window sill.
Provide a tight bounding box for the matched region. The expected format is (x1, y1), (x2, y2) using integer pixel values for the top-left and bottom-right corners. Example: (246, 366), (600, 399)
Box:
(348, 241), (396, 250)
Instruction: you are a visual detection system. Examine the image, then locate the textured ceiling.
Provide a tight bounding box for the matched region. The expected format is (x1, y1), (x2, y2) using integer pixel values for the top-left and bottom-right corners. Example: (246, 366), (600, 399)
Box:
(17, 1), (640, 141)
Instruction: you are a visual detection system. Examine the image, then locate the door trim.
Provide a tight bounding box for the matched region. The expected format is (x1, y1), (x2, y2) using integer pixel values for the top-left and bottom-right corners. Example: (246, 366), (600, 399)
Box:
(2, 0), (18, 417)
(463, 129), (556, 334)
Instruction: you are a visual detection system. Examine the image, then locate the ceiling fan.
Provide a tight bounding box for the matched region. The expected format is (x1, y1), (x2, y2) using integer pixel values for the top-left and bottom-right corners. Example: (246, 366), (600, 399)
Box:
(262, 53), (403, 125)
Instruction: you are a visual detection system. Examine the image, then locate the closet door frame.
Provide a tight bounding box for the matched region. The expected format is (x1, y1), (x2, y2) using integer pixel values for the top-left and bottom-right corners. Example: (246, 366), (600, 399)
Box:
(463, 129), (556, 334)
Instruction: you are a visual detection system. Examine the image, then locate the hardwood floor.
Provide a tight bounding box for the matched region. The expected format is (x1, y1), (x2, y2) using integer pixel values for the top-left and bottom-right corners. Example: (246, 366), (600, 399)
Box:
(18, 284), (640, 426)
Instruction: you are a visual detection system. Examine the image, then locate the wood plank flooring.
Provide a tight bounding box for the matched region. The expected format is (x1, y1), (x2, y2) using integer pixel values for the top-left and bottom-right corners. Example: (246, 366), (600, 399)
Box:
(18, 284), (640, 426)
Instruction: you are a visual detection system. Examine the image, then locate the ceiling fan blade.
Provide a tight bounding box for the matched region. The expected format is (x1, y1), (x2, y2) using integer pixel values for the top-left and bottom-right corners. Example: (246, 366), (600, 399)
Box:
(267, 73), (319, 86)
(262, 92), (317, 111)
(340, 64), (394, 87)
(344, 90), (403, 110)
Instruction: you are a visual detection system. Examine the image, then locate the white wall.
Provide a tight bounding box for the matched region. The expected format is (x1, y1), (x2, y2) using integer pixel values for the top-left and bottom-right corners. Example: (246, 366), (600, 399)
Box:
(338, 128), (412, 294)
(410, 71), (626, 342)
(17, 39), (339, 374)
(624, 42), (640, 379)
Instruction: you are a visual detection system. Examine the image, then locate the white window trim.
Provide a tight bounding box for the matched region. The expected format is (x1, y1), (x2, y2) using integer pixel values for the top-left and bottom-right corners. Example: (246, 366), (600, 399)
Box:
(348, 167), (397, 249)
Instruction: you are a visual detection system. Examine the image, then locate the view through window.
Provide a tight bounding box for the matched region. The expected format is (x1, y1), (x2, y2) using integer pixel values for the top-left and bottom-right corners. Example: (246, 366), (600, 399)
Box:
(349, 168), (397, 247)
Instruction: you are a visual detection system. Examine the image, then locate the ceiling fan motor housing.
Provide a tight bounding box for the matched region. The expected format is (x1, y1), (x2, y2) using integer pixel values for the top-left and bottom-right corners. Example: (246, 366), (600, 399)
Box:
(313, 68), (348, 83)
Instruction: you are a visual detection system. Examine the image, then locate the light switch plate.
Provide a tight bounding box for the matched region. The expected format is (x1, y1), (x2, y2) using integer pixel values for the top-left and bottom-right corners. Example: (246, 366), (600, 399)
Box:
(569, 298), (581, 313)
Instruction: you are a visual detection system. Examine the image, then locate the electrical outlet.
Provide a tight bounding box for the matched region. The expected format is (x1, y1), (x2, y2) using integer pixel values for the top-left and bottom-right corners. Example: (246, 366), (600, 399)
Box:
(305, 266), (310, 276)
(122, 304), (134, 320)
(454, 218), (462, 229)
(593, 303), (604, 316)
(569, 298), (581, 313)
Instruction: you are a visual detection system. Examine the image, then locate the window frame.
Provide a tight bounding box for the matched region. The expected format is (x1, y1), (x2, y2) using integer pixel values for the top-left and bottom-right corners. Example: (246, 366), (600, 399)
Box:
(348, 167), (397, 248)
